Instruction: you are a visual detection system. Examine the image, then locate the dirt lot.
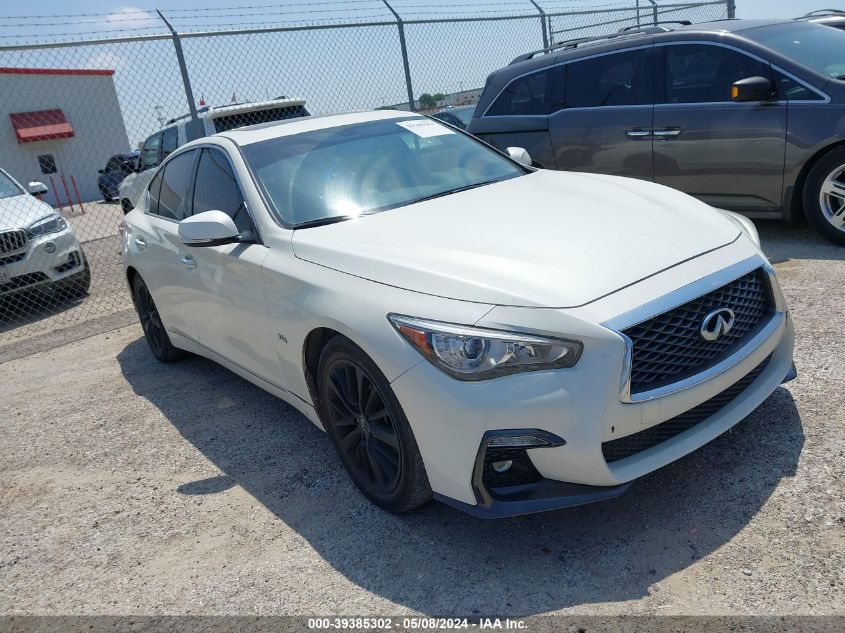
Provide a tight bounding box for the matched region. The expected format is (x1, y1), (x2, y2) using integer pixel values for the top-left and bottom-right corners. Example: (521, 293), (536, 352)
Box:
(0, 222), (842, 617)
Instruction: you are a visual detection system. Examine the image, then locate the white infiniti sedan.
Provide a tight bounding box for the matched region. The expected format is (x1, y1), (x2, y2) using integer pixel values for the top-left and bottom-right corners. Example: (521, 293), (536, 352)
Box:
(120, 110), (795, 518)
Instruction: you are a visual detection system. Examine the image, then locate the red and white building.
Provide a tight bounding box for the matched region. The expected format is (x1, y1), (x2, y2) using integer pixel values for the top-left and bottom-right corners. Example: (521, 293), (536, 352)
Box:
(0, 67), (130, 203)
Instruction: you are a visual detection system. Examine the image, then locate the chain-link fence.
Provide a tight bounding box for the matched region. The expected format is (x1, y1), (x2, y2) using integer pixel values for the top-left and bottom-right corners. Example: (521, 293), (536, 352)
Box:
(0, 0), (731, 357)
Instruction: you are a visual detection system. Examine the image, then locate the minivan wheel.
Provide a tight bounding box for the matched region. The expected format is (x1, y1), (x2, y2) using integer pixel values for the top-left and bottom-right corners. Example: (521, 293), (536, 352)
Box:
(131, 275), (185, 362)
(803, 146), (845, 246)
(317, 336), (432, 513)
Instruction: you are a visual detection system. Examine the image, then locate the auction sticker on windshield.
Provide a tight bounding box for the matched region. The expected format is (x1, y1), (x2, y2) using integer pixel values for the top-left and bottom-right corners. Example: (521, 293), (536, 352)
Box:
(396, 119), (454, 138)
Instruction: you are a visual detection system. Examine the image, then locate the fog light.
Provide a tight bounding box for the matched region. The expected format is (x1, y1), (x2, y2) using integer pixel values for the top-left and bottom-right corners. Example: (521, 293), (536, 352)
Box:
(491, 460), (512, 473)
(488, 435), (552, 449)
(44, 242), (56, 254)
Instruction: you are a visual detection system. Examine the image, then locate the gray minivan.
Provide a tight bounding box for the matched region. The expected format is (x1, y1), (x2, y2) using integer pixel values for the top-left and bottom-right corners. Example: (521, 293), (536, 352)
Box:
(467, 19), (845, 244)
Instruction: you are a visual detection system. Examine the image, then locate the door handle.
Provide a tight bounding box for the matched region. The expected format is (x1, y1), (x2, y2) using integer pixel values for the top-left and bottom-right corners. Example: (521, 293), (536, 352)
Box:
(653, 128), (682, 138)
(180, 255), (197, 270)
(626, 129), (652, 138)
(134, 236), (147, 249)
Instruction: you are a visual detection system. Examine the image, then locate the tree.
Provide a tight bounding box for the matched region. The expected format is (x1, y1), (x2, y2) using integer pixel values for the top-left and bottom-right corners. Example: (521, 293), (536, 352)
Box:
(432, 93), (445, 102)
(418, 93), (436, 108)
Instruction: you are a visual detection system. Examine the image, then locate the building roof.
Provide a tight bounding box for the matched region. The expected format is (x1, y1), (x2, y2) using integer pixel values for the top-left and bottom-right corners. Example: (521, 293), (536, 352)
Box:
(0, 67), (114, 76)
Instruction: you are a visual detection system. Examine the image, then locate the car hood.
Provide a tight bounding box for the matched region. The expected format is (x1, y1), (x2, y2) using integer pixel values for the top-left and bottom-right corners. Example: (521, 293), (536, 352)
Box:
(291, 170), (741, 308)
(0, 193), (57, 231)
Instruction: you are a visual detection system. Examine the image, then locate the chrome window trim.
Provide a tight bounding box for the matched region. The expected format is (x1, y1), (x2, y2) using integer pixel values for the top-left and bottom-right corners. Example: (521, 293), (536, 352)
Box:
(602, 255), (786, 403)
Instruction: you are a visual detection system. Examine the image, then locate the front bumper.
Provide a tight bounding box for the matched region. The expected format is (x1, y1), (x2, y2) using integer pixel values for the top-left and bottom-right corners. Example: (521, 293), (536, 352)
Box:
(0, 226), (84, 296)
(390, 246), (796, 517)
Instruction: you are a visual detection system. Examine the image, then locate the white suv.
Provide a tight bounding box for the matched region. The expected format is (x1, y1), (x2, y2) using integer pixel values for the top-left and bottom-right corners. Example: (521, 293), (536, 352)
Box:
(0, 168), (89, 301)
(121, 111), (795, 518)
(119, 98), (309, 213)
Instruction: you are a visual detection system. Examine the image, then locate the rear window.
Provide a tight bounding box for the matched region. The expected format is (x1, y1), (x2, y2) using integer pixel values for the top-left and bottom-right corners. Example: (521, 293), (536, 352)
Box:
(213, 105), (310, 133)
(566, 48), (655, 108)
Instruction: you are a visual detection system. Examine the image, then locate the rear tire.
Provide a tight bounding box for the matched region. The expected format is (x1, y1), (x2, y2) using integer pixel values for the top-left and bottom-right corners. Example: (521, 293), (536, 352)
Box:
(131, 274), (185, 363)
(316, 336), (432, 513)
(802, 145), (845, 246)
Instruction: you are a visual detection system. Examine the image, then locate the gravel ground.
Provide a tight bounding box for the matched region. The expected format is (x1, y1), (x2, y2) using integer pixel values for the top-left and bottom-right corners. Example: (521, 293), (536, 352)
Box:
(0, 221), (842, 617)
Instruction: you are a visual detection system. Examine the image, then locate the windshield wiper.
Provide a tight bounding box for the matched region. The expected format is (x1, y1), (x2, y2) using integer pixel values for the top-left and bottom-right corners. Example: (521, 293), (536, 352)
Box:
(292, 215), (356, 230)
(408, 179), (504, 206)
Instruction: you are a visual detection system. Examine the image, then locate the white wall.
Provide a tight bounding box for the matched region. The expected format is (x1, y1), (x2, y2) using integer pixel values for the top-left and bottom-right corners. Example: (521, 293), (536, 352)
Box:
(0, 71), (131, 203)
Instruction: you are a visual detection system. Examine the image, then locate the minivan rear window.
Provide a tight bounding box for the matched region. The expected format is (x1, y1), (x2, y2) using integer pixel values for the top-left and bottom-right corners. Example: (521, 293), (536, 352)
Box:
(486, 68), (559, 116)
(213, 105), (310, 133)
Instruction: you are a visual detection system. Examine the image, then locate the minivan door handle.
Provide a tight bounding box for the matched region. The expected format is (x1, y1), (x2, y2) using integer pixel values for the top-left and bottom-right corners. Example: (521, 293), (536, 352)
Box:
(626, 129), (652, 138)
(180, 255), (197, 270)
(653, 128), (682, 138)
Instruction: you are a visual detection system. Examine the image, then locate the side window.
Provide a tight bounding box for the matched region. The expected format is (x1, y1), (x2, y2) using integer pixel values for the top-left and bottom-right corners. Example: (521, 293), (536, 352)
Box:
(138, 133), (161, 171)
(161, 126), (179, 159)
(192, 149), (251, 233)
(147, 170), (164, 216)
(155, 151), (196, 221)
(566, 49), (655, 108)
(486, 67), (559, 116)
(665, 44), (772, 104)
(774, 71), (824, 101)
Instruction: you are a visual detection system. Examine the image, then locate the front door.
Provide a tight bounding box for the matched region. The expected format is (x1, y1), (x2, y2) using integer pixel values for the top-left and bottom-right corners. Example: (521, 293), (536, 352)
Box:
(183, 147), (276, 383)
(652, 43), (787, 212)
(549, 45), (658, 180)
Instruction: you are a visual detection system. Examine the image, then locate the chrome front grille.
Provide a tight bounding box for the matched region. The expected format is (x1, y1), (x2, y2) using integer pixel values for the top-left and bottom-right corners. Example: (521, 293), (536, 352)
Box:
(622, 269), (772, 395)
(0, 229), (28, 255)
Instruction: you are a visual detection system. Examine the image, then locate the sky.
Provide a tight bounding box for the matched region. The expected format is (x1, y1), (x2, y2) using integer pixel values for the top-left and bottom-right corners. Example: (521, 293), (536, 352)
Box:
(1, 0), (843, 146)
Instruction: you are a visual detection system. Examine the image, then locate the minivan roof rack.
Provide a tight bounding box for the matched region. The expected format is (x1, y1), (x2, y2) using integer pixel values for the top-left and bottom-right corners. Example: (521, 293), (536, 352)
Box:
(510, 28), (658, 64)
(799, 9), (845, 17)
(618, 20), (691, 32)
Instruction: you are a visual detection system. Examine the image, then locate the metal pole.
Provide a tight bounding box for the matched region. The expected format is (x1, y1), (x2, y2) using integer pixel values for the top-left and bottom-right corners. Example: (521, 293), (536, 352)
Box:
(727, 0), (736, 18)
(382, 0), (415, 112)
(156, 9), (202, 139)
(527, 0), (549, 49)
(636, 0), (641, 26)
(648, 0), (658, 25)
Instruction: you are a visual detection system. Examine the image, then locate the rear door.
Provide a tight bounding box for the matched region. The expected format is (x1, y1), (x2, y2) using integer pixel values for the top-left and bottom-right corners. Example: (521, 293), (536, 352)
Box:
(652, 43), (787, 212)
(130, 149), (200, 339)
(549, 45), (658, 180)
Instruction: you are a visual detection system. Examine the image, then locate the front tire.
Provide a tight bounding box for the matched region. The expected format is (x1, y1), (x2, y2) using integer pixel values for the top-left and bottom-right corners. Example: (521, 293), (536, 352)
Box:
(54, 251), (91, 300)
(317, 336), (432, 513)
(802, 146), (845, 245)
(131, 274), (185, 363)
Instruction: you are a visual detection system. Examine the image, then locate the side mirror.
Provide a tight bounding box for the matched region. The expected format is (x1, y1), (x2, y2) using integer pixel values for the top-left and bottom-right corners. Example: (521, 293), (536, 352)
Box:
(27, 181), (48, 196)
(731, 76), (775, 103)
(506, 146), (532, 167)
(178, 210), (242, 247)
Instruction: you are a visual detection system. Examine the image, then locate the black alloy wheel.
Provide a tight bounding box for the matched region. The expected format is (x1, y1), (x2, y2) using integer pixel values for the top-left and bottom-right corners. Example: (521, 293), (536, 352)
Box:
(317, 336), (431, 513)
(132, 275), (184, 362)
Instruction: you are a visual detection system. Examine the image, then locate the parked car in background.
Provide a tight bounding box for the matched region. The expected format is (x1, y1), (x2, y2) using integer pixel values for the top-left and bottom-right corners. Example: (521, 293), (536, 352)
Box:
(800, 9), (845, 31)
(97, 151), (138, 202)
(468, 19), (845, 244)
(121, 111), (794, 518)
(119, 97), (309, 213)
(0, 168), (90, 302)
(431, 105), (476, 130)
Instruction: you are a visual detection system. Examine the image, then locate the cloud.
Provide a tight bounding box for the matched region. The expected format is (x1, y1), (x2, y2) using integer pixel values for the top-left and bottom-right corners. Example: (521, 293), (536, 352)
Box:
(104, 7), (158, 26)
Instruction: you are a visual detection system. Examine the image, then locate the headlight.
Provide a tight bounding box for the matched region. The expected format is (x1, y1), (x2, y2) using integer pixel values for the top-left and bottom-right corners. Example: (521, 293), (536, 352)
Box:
(27, 214), (68, 237)
(388, 314), (582, 381)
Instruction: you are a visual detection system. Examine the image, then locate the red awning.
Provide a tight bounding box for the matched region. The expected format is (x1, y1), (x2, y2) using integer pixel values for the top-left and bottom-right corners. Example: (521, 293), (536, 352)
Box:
(9, 109), (74, 144)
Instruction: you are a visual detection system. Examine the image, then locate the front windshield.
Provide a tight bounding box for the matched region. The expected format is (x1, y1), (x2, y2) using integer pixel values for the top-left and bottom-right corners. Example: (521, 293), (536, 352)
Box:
(745, 22), (845, 80)
(0, 171), (24, 199)
(243, 117), (524, 226)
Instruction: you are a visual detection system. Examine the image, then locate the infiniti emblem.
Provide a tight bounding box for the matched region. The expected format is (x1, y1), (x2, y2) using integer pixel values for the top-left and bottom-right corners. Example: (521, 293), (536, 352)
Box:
(700, 307), (736, 342)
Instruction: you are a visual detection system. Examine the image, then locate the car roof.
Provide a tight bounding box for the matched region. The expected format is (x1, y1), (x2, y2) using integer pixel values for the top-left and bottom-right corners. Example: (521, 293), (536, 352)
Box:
(217, 109), (420, 146)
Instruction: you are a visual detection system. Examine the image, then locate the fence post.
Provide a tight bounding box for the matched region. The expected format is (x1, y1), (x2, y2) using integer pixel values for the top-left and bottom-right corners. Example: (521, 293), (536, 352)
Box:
(382, 0), (415, 112)
(647, 0), (658, 25)
(727, 0), (736, 18)
(636, 0), (641, 26)
(156, 9), (202, 140)
(527, 0), (550, 49)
